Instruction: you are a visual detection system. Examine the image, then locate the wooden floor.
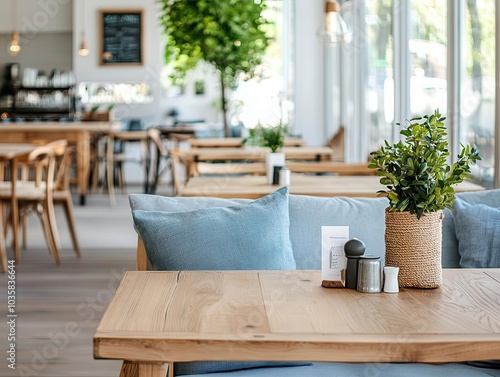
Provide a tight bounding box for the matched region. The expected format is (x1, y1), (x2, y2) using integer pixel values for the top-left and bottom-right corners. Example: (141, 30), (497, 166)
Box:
(0, 189), (155, 377)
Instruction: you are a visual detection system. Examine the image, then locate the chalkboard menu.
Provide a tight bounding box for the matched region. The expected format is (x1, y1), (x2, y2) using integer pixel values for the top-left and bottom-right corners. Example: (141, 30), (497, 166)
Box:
(99, 9), (143, 65)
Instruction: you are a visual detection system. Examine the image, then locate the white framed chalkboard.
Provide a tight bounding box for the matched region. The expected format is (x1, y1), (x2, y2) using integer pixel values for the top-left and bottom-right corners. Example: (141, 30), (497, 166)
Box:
(99, 9), (143, 66)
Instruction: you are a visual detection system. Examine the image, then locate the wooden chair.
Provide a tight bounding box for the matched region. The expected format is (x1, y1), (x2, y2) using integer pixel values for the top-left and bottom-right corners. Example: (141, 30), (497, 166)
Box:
(1, 141), (80, 264)
(169, 149), (188, 196)
(0, 145), (59, 264)
(48, 141), (81, 258)
(327, 125), (345, 162)
(145, 127), (171, 194)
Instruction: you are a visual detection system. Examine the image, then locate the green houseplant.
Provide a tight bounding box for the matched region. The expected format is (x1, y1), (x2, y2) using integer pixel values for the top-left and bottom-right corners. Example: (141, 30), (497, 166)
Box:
(246, 122), (288, 183)
(368, 109), (481, 288)
(257, 122), (288, 153)
(159, 0), (271, 137)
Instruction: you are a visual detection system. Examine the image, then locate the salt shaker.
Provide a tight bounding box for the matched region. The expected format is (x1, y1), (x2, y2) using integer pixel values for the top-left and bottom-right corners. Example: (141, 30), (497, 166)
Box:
(279, 167), (290, 186)
(383, 266), (399, 293)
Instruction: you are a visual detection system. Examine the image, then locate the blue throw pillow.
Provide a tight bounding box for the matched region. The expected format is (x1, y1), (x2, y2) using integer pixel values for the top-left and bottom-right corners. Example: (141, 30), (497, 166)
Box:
(132, 186), (296, 271)
(132, 187), (310, 375)
(453, 199), (500, 268)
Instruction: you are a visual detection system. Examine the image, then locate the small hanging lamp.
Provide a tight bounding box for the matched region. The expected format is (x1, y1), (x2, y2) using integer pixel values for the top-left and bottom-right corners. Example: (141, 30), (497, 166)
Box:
(9, 0), (21, 56)
(322, 0), (348, 44)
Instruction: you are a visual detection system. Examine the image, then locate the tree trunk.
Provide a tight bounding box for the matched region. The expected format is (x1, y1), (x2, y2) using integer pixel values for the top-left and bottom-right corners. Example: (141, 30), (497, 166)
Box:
(220, 72), (230, 137)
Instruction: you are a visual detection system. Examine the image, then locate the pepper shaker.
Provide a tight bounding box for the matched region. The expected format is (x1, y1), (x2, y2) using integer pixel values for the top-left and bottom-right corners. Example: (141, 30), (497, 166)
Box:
(344, 238), (365, 289)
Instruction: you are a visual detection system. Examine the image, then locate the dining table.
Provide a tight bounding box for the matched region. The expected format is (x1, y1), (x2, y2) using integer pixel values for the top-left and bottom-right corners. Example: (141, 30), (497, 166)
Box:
(187, 136), (306, 148)
(176, 146), (334, 177)
(94, 269), (500, 377)
(179, 174), (486, 199)
(0, 143), (39, 266)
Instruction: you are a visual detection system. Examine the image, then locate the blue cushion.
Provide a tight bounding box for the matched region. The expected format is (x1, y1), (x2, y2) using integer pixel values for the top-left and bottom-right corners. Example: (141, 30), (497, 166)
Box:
(288, 195), (388, 269)
(443, 189), (500, 267)
(132, 186), (296, 271)
(453, 199), (500, 268)
(183, 362), (500, 377)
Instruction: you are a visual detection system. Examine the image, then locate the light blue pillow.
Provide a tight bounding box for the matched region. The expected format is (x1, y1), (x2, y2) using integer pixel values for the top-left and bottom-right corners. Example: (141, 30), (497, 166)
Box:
(132, 186), (296, 271)
(453, 199), (500, 268)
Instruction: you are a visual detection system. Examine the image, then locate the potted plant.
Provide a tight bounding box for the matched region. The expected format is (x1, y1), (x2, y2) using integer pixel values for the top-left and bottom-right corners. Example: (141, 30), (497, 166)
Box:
(253, 122), (288, 183)
(368, 109), (481, 288)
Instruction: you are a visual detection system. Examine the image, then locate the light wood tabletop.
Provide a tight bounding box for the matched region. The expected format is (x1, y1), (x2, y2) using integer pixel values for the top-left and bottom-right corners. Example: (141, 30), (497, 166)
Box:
(187, 136), (306, 148)
(176, 146), (334, 177)
(94, 269), (500, 377)
(177, 146), (333, 162)
(180, 174), (485, 199)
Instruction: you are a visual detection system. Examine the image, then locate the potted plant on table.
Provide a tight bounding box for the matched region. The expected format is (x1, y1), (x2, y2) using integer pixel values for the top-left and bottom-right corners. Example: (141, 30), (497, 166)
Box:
(368, 109), (481, 288)
(248, 122), (288, 183)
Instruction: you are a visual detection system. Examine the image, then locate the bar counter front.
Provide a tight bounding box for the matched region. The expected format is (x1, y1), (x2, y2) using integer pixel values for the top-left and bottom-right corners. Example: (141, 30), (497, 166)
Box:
(0, 121), (121, 204)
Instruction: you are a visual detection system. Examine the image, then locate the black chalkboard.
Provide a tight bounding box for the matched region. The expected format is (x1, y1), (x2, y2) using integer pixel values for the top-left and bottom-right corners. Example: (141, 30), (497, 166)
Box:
(99, 9), (143, 65)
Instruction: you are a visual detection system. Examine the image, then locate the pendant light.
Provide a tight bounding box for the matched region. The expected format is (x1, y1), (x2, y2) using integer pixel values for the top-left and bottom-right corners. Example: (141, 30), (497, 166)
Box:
(79, 31), (89, 56)
(322, 0), (348, 44)
(9, 0), (21, 56)
(78, 1), (89, 56)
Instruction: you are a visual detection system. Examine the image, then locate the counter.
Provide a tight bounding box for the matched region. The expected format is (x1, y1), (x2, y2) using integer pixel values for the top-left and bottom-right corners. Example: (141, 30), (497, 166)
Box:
(0, 121), (122, 204)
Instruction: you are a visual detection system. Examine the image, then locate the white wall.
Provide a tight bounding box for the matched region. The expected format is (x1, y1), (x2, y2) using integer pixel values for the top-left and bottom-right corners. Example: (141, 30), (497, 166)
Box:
(0, 0), (72, 33)
(294, 0), (325, 146)
(72, 0), (164, 126)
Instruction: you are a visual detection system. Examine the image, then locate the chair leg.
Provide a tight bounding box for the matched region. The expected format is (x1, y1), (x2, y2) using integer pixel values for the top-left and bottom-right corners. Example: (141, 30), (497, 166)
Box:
(21, 214), (27, 250)
(40, 203), (60, 265)
(60, 196), (81, 258)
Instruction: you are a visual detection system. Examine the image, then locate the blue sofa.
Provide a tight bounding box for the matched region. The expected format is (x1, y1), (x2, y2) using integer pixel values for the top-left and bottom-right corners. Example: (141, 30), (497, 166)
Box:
(129, 188), (500, 377)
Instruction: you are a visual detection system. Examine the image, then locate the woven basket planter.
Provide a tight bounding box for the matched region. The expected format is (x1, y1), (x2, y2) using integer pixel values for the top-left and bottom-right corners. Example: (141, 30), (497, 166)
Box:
(385, 210), (443, 289)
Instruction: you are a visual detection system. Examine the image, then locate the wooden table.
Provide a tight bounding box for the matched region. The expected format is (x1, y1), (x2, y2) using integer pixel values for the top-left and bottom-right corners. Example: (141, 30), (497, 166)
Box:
(180, 174), (485, 199)
(0, 121), (121, 205)
(188, 137), (306, 148)
(0, 143), (38, 266)
(177, 146), (334, 177)
(94, 269), (500, 377)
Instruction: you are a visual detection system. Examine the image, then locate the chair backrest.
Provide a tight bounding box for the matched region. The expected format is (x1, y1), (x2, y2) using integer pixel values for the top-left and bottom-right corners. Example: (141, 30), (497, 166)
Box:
(45, 140), (71, 192)
(169, 149), (185, 196)
(328, 126), (345, 162)
(147, 127), (168, 157)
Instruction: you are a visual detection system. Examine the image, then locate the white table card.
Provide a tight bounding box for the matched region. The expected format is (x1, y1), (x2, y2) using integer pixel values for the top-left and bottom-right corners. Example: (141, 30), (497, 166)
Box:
(321, 226), (349, 288)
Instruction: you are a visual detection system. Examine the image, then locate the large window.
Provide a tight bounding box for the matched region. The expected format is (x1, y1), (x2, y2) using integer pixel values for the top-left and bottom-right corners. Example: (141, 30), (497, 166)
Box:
(340, 0), (496, 187)
(460, 0), (496, 187)
(160, 0), (293, 131)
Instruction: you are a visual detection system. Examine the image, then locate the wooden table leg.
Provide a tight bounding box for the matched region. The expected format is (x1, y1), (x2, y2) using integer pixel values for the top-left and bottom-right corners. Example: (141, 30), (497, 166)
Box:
(10, 159), (20, 264)
(0, 201), (6, 272)
(76, 132), (91, 206)
(119, 361), (166, 377)
(106, 133), (116, 206)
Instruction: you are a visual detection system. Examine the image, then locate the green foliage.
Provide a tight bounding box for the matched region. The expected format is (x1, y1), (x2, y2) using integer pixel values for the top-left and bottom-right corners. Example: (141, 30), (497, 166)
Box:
(368, 109), (481, 219)
(159, 0), (270, 90)
(243, 122), (288, 153)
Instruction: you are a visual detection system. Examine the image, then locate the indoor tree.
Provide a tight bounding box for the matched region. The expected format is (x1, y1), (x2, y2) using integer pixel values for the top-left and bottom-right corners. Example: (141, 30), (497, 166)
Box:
(159, 0), (271, 137)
